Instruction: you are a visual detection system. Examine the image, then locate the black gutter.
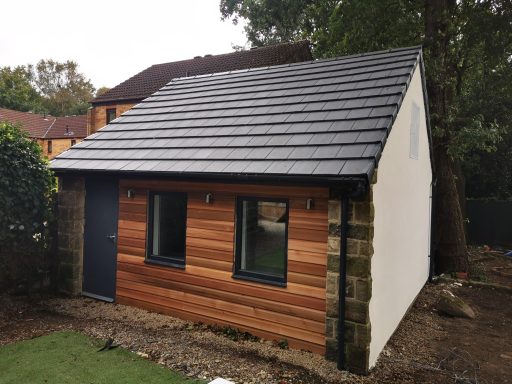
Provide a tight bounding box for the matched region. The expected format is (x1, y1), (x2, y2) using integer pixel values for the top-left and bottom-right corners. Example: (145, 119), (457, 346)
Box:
(338, 195), (350, 370)
(52, 168), (369, 189)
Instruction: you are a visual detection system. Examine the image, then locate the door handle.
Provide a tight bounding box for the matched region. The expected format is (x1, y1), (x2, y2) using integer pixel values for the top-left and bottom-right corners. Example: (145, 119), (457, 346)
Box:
(106, 234), (116, 241)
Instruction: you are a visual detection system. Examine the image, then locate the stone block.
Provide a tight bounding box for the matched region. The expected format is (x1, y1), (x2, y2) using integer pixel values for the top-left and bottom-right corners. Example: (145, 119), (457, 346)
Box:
(325, 338), (338, 361)
(345, 277), (355, 298)
(345, 299), (368, 324)
(346, 256), (370, 278)
(59, 250), (75, 264)
(358, 241), (373, 257)
(354, 202), (371, 223)
(355, 279), (372, 302)
(328, 223), (341, 237)
(345, 344), (369, 375)
(58, 263), (74, 281)
(328, 200), (341, 222)
(355, 323), (371, 347)
(327, 253), (340, 271)
(58, 193), (75, 209)
(326, 272), (339, 295)
(347, 224), (370, 241)
(347, 239), (359, 255)
(326, 294), (339, 318)
(325, 317), (338, 339)
(328, 237), (340, 253)
(344, 321), (355, 344)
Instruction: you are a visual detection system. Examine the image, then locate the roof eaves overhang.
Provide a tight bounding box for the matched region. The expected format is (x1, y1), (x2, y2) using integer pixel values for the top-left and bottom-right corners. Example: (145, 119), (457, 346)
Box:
(52, 168), (369, 191)
(418, 48), (436, 179)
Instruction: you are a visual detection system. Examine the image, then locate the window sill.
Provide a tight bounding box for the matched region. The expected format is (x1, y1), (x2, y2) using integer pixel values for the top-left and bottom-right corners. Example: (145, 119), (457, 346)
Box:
(144, 258), (185, 269)
(232, 273), (286, 287)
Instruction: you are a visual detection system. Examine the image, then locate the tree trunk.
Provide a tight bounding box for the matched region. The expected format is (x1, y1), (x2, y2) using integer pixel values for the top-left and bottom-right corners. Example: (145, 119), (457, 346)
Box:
(425, 0), (469, 273)
(433, 143), (469, 272)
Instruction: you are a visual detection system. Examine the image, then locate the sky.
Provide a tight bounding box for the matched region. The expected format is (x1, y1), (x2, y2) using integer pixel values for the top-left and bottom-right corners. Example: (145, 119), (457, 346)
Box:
(0, 0), (248, 89)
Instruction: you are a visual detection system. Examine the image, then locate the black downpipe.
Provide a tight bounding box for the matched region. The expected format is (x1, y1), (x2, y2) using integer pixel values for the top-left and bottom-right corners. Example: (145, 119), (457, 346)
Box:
(428, 179), (437, 281)
(337, 196), (350, 370)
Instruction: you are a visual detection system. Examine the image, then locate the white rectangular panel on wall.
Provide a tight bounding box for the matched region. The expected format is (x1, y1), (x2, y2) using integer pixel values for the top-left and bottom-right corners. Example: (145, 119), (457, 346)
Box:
(410, 102), (420, 159)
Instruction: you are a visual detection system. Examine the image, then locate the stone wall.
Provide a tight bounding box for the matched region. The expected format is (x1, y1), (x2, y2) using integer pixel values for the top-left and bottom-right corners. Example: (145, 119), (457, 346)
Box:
(326, 179), (375, 374)
(57, 176), (85, 295)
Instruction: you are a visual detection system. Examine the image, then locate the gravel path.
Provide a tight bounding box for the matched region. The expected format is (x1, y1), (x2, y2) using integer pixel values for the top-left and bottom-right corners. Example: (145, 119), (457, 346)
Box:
(2, 279), (509, 383)
(43, 297), (357, 384)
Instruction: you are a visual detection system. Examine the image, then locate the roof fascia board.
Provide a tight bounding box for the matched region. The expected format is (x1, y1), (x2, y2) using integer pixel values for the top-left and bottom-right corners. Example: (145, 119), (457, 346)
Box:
(53, 168), (368, 189)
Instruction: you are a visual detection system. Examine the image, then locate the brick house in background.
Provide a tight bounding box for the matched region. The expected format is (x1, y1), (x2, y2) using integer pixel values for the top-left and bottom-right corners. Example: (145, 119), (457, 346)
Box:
(0, 108), (87, 159)
(88, 41), (313, 134)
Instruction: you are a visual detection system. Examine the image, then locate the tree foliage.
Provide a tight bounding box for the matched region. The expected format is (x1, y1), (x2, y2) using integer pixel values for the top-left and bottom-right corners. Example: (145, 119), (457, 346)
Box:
(0, 121), (56, 288)
(221, 0), (512, 272)
(30, 60), (95, 116)
(0, 66), (43, 112)
(0, 60), (95, 117)
(95, 86), (111, 98)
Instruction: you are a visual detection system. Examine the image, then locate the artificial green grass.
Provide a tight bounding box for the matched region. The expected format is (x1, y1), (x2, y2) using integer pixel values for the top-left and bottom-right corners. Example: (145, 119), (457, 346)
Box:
(0, 331), (201, 384)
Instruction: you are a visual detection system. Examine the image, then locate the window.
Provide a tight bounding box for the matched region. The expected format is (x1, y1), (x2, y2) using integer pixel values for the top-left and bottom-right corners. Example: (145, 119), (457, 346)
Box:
(71, 139), (76, 146)
(234, 197), (288, 286)
(147, 192), (187, 267)
(47, 140), (52, 154)
(106, 108), (116, 124)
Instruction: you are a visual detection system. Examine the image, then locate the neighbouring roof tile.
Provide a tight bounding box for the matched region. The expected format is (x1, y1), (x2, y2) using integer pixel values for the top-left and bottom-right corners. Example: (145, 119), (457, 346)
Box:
(0, 108), (87, 139)
(92, 41), (313, 104)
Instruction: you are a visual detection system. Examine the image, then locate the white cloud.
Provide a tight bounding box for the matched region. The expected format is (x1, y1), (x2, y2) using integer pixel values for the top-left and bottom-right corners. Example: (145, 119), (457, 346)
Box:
(0, 0), (247, 88)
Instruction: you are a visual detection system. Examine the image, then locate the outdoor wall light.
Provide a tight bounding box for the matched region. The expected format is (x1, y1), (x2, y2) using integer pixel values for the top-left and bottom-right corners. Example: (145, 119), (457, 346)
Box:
(306, 198), (314, 210)
(127, 189), (135, 199)
(205, 192), (213, 204)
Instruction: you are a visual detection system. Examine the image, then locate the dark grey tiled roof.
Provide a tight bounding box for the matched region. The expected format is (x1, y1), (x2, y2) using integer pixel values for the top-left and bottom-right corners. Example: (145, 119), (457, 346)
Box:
(51, 46), (423, 182)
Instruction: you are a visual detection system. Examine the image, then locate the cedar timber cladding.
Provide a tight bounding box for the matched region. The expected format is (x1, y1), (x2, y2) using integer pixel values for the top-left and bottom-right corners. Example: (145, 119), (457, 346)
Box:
(116, 179), (328, 354)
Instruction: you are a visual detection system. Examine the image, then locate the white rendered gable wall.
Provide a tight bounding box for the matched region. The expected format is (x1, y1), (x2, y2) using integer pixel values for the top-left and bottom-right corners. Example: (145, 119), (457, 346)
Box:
(369, 65), (433, 367)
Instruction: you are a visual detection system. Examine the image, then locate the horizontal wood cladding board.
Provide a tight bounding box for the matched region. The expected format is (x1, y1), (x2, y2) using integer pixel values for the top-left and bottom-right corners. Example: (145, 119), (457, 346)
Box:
(116, 265), (325, 322)
(116, 295), (325, 355)
(117, 179), (328, 352)
(116, 279), (325, 339)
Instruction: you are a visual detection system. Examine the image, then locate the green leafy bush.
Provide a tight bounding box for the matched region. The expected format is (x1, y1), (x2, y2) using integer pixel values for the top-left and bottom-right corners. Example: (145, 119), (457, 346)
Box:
(0, 121), (56, 290)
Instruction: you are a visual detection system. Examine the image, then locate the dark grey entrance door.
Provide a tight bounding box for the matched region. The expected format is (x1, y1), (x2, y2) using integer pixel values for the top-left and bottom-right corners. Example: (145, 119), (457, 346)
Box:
(83, 177), (119, 302)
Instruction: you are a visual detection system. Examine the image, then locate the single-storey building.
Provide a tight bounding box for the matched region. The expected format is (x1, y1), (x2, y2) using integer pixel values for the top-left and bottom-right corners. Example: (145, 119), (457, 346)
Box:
(51, 46), (433, 374)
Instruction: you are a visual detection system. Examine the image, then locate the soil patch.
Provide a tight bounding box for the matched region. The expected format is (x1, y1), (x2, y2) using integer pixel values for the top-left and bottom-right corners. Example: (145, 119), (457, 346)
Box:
(470, 246), (512, 288)
(1, 281), (510, 383)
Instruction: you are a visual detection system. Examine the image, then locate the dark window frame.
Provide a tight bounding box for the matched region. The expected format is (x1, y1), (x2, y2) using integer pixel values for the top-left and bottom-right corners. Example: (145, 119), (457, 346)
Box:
(47, 140), (52, 153)
(233, 196), (289, 287)
(71, 139), (76, 146)
(146, 191), (188, 268)
(106, 108), (116, 124)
